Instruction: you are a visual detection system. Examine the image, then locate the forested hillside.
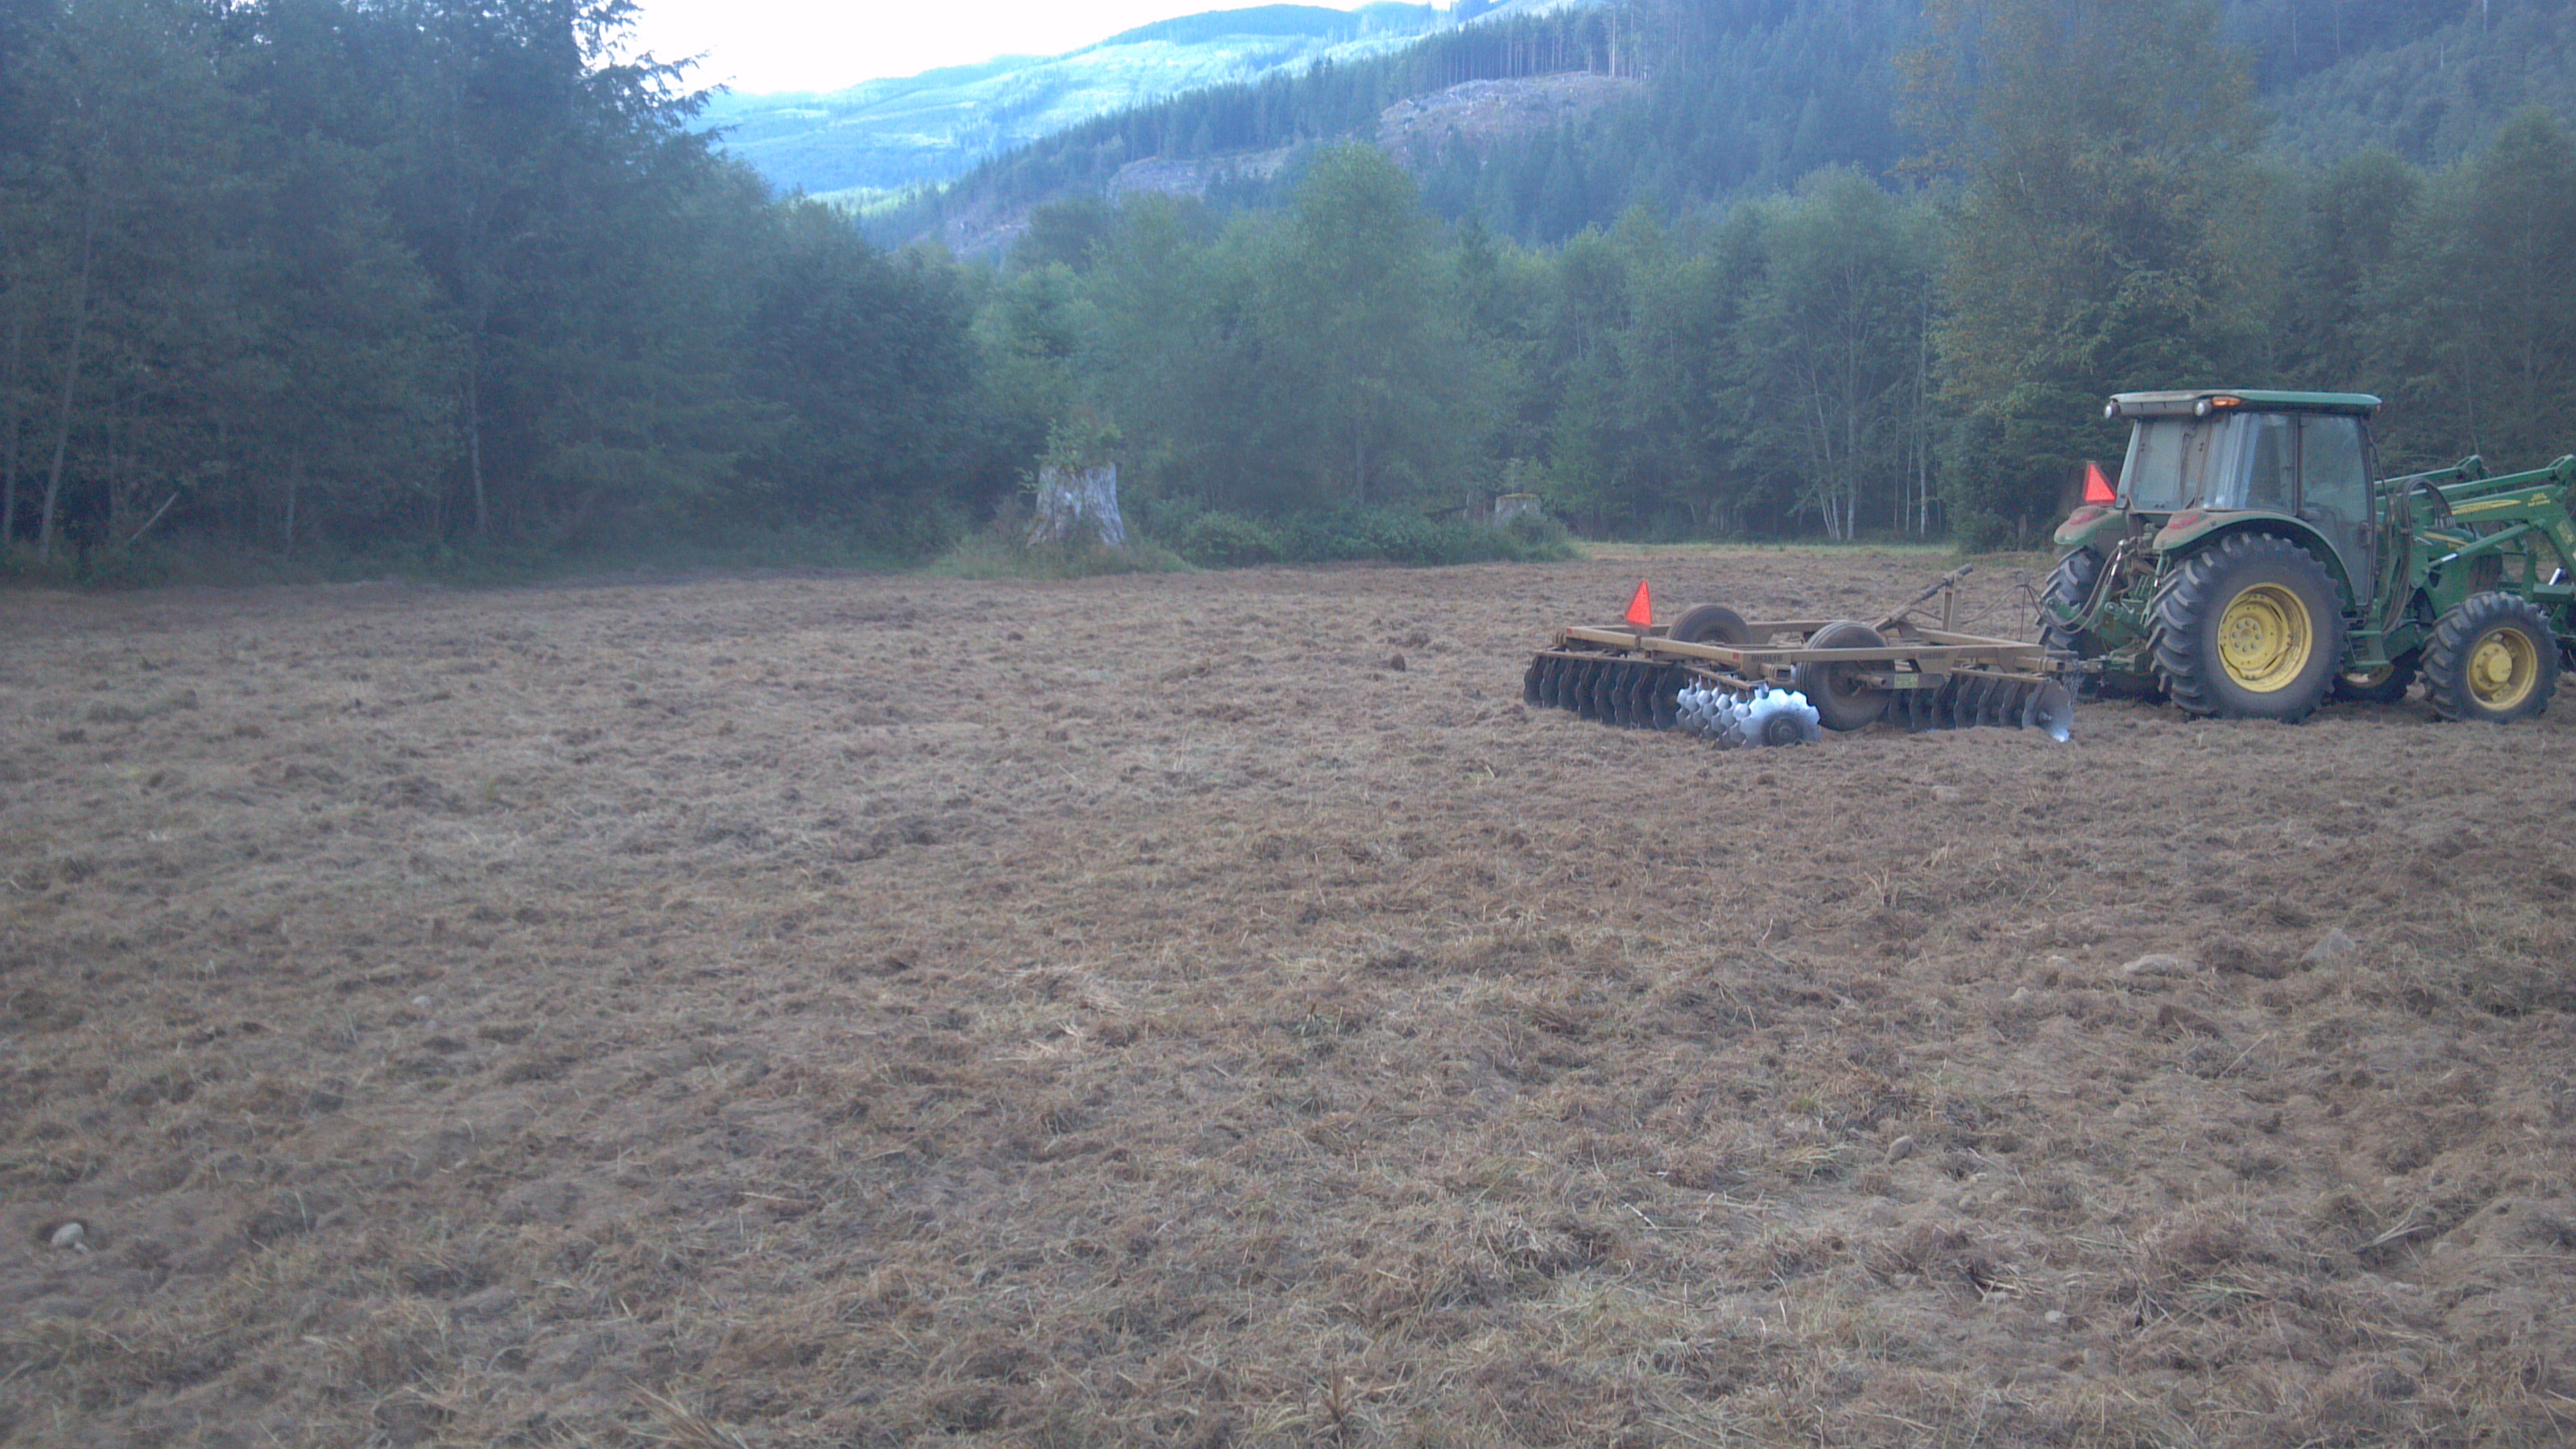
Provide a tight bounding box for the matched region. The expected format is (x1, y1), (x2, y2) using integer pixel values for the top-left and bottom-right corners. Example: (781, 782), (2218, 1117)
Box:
(698, 3), (1451, 199)
(5, 0), (2576, 586)
(876, 0), (2572, 253)
(0, 0), (1020, 579)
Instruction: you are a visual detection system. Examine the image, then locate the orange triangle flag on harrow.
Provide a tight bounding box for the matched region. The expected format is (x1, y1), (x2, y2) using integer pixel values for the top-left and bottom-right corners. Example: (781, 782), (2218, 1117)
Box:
(2084, 460), (2116, 504)
(1624, 579), (1653, 628)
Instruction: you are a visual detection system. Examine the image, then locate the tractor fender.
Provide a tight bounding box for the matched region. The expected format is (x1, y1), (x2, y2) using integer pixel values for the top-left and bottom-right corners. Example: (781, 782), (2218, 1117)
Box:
(2153, 513), (2359, 612)
(2052, 504), (2128, 552)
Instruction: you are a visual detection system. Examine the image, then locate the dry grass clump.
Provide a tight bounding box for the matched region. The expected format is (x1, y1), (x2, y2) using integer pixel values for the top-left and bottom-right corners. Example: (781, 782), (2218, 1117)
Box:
(6, 553), (2576, 1446)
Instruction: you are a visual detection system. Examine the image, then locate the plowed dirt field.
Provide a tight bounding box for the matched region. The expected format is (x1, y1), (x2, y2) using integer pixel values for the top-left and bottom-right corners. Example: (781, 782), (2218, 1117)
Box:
(6, 547), (2576, 1447)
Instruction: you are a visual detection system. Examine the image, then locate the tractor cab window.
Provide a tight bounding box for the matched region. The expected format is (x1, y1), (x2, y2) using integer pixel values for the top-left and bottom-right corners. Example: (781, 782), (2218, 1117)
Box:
(2300, 416), (2368, 519)
(2241, 415), (2296, 512)
(2300, 414), (2373, 591)
(2198, 412), (2293, 511)
(2117, 417), (2223, 511)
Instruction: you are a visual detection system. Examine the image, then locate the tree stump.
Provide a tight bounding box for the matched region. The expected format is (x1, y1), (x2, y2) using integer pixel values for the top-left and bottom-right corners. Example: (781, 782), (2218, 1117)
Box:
(1028, 464), (1127, 548)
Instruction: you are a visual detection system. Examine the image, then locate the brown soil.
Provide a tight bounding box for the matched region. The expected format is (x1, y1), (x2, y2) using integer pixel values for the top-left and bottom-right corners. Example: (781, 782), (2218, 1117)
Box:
(6, 547), (2576, 1448)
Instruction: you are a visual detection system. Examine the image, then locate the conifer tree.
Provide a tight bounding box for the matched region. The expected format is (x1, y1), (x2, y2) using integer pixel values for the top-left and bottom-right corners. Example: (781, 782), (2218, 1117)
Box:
(1907, 0), (2264, 545)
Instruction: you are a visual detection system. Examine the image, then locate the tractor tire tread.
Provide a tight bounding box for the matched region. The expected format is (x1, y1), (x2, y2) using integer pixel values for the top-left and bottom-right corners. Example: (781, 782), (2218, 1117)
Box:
(2424, 591), (2559, 723)
(2149, 532), (2343, 724)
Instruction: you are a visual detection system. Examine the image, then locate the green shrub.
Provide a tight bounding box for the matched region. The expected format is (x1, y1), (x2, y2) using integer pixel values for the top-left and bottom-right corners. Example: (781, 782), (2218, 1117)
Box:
(1170, 511), (1285, 567)
(1503, 510), (1576, 555)
(1265, 505), (1577, 566)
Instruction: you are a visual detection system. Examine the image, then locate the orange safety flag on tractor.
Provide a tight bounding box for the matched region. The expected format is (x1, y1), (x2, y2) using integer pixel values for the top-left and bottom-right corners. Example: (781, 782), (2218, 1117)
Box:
(2084, 461), (2116, 505)
(1624, 579), (1653, 627)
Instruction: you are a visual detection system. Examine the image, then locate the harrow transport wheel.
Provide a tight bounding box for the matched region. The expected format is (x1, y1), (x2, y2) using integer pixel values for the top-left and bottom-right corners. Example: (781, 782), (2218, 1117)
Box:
(2333, 653), (2418, 705)
(1668, 603), (1753, 649)
(2150, 534), (2343, 722)
(1793, 620), (1890, 732)
(2424, 593), (2559, 723)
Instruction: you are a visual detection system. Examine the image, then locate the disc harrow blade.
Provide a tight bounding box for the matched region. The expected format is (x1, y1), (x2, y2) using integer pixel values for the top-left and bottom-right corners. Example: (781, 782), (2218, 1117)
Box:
(1739, 685), (1822, 747)
(1902, 681), (1933, 732)
(1574, 661), (1607, 721)
(2023, 680), (2076, 741)
(1998, 680), (2033, 729)
(1619, 661), (1654, 728)
(1648, 668), (1683, 731)
(1533, 650), (2069, 744)
(1949, 675), (1976, 727)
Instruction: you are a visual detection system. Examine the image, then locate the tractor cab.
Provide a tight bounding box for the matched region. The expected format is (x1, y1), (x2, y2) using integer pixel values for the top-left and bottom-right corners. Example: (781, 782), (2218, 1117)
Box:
(2055, 390), (2383, 610)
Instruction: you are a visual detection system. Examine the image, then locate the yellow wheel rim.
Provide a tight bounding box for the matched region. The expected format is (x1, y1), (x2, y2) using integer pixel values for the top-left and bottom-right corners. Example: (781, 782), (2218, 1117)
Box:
(2468, 627), (2540, 711)
(2217, 583), (2313, 693)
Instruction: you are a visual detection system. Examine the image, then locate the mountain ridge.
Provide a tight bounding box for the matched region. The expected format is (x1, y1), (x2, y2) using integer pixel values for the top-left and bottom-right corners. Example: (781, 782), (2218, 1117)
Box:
(698, 0), (1589, 197)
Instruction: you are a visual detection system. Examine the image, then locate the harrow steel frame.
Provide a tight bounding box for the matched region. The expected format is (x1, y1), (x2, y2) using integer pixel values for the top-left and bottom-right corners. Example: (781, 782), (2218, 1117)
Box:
(1524, 567), (2080, 740)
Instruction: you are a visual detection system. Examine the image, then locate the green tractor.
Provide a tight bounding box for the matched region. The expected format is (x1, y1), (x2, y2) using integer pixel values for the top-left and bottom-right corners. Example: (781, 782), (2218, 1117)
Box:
(2042, 389), (2576, 724)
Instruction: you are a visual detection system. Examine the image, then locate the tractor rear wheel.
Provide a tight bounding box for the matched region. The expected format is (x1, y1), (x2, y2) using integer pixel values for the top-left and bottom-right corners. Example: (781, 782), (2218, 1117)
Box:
(2042, 546), (2159, 698)
(2150, 533), (2343, 723)
(1795, 620), (1890, 732)
(2039, 548), (2103, 660)
(2424, 593), (2559, 723)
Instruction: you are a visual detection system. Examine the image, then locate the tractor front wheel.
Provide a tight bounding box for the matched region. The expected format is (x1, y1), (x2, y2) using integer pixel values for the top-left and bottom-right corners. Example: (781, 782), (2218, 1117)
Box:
(2150, 534), (2344, 723)
(2424, 593), (2559, 723)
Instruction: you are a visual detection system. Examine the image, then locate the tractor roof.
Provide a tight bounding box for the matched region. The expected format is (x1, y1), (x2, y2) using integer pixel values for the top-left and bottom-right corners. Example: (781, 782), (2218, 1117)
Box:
(2108, 389), (2381, 419)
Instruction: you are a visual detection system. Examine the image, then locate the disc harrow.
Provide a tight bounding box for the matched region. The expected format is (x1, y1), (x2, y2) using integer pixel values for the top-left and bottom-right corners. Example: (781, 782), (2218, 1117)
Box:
(1523, 567), (2080, 750)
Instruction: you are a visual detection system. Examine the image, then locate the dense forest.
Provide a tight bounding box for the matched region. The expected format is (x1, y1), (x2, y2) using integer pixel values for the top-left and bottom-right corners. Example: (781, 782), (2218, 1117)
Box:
(5, 0), (2576, 583)
(0, 0), (1020, 579)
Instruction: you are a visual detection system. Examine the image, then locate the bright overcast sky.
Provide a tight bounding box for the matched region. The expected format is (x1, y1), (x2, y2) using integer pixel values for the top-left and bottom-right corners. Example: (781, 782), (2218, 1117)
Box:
(623, 0), (1389, 95)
